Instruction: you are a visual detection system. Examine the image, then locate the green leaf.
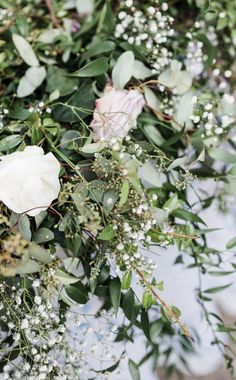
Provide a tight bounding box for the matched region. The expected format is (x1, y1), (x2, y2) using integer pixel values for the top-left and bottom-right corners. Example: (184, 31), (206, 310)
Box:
(195, 33), (215, 68)
(163, 194), (181, 214)
(141, 309), (151, 341)
(128, 359), (141, 380)
(118, 180), (130, 207)
(58, 212), (69, 232)
(63, 258), (81, 275)
(34, 211), (47, 228)
(46, 67), (78, 96)
(109, 277), (121, 316)
(16, 259), (41, 275)
(125, 159), (143, 194)
(71, 57), (109, 77)
(28, 243), (52, 264)
(142, 290), (153, 309)
(33, 228), (54, 243)
(54, 270), (78, 285)
(167, 156), (187, 171)
(103, 190), (119, 211)
(18, 215), (31, 241)
(204, 283), (232, 294)
(112, 51), (134, 89)
(140, 161), (162, 187)
(132, 60), (153, 80)
(82, 40), (115, 60)
(80, 142), (105, 154)
(17, 66), (46, 97)
(150, 320), (163, 341)
(89, 179), (106, 202)
(122, 289), (135, 321)
(171, 305), (181, 318)
(143, 125), (165, 146)
(208, 148), (236, 164)
(121, 271), (132, 290)
(0, 135), (22, 152)
(12, 33), (39, 67)
(52, 80), (94, 123)
(226, 236), (236, 249)
(172, 208), (206, 225)
(66, 232), (81, 256)
(144, 86), (161, 113)
(60, 130), (81, 150)
(208, 271), (234, 277)
(65, 283), (89, 304)
(98, 225), (116, 241)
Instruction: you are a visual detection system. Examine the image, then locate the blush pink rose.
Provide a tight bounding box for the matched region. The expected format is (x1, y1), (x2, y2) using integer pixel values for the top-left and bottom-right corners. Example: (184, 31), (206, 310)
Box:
(91, 85), (145, 142)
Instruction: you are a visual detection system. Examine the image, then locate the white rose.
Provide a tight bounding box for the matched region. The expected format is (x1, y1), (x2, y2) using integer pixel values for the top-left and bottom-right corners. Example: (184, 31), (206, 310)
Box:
(90, 85), (145, 142)
(0, 146), (61, 216)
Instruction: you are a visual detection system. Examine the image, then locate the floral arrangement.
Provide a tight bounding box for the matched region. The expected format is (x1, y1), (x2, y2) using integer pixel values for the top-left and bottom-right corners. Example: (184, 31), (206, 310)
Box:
(1, 0), (236, 379)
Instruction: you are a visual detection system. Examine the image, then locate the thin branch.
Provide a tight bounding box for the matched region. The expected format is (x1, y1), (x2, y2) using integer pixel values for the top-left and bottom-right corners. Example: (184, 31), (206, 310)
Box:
(135, 266), (193, 340)
(45, 0), (61, 28)
(167, 231), (198, 240)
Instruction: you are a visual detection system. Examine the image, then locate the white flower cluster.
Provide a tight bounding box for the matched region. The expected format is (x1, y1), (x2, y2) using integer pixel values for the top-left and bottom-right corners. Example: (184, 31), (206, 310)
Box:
(0, 280), (122, 380)
(0, 8), (12, 21)
(0, 283), (70, 380)
(189, 94), (236, 139)
(113, 203), (158, 276)
(185, 39), (204, 77)
(0, 108), (9, 130)
(115, 0), (174, 73)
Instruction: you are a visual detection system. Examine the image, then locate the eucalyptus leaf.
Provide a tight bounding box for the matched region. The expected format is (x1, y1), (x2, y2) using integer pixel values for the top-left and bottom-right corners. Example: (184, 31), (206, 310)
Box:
(167, 156), (187, 171)
(0, 135), (22, 152)
(33, 228), (54, 243)
(12, 33), (39, 67)
(71, 57), (109, 77)
(140, 161), (162, 187)
(132, 60), (153, 80)
(65, 283), (88, 304)
(18, 215), (31, 241)
(226, 236), (236, 249)
(17, 66), (46, 97)
(98, 225), (116, 240)
(54, 270), (79, 285)
(128, 359), (140, 380)
(80, 142), (105, 153)
(112, 51), (134, 89)
(144, 86), (161, 113)
(28, 243), (52, 264)
(16, 259), (41, 275)
(109, 277), (121, 316)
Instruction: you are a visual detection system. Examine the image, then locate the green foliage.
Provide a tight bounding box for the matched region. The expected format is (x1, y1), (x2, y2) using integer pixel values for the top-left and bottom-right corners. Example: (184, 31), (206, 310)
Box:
(0, 0), (236, 378)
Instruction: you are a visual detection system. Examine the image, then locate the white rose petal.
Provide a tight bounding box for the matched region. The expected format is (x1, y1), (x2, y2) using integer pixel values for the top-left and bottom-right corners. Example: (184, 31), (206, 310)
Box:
(0, 146), (61, 216)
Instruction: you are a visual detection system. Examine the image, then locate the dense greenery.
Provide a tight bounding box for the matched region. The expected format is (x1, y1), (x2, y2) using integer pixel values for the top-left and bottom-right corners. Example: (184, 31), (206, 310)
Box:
(0, 0), (236, 379)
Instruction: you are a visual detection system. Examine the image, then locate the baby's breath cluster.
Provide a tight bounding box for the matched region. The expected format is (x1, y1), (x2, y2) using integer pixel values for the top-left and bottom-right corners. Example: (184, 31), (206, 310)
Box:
(115, 0), (174, 73)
